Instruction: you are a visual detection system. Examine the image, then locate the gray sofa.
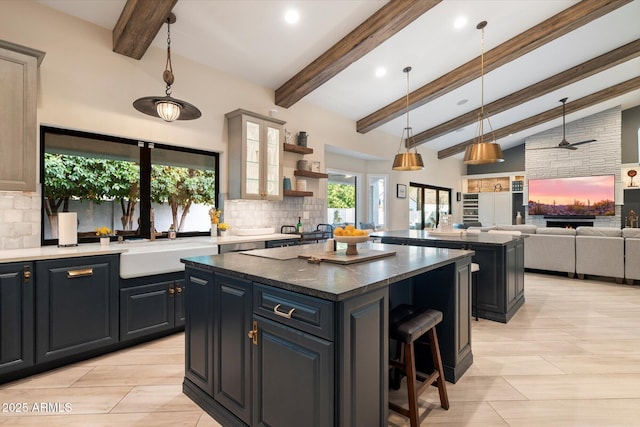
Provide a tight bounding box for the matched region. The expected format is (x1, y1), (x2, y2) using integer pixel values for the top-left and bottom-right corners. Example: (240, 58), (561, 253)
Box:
(468, 224), (637, 284)
(525, 227), (576, 278)
(575, 227), (624, 284)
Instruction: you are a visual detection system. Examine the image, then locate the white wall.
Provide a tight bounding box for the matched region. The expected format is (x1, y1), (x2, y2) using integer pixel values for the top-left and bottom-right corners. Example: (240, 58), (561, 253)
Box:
(0, 1), (465, 248)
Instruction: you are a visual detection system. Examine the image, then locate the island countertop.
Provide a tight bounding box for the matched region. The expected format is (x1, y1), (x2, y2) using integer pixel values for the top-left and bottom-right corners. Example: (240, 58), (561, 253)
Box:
(181, 242), (473, 301)
(371, 229), (524, 245)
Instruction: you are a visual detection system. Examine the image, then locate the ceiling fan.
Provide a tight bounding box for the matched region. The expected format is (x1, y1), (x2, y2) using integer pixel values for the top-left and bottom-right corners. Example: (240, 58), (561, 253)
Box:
(529, 97), (596, 150)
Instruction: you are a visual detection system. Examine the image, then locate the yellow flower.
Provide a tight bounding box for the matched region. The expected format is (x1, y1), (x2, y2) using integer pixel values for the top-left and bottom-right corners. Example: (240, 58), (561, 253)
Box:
(218, 223), (230, 231)
(95, 226), (112, 236)
(209, 207), (222, 224)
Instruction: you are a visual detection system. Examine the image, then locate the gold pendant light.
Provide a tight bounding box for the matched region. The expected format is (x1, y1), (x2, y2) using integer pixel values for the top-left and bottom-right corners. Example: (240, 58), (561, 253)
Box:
(392, 66), (424, 171)
(463, 21), (504, 165)
(133, 13), (201, 122)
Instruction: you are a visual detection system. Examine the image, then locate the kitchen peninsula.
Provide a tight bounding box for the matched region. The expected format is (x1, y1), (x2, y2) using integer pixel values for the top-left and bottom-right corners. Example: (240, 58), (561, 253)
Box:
(373, 230), (525, 323)
(180, 243), (473, 427)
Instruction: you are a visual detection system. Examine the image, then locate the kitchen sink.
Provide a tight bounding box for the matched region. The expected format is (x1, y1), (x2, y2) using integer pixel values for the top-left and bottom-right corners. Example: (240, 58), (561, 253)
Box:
(119, 237), (218, 278)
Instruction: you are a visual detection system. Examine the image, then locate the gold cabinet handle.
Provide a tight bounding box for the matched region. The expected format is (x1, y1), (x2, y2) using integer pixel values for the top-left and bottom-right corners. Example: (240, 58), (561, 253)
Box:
(176, 286), (182, 294)
(23, 266), (31, 283)
(247, 320), (258, 345)
(67, 268), (93, 278)
(273, 303), (295, 319)
(169, 286), (175, 295)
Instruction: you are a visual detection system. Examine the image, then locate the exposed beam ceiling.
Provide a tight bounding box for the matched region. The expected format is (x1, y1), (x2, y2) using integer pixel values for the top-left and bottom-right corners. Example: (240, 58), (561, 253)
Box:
(409, 38), (640, 148)
(274, 0), (441, 109)
(356, 0), (632, 134)
(438, 76), (640, 159)
(113, 0), (178, 60)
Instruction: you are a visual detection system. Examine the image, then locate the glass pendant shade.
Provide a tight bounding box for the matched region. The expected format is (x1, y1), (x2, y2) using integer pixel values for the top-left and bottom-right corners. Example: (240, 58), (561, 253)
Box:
(156, 99), (181, 122)
(463, 142), (504, 165)
(133, 14), (201, 122)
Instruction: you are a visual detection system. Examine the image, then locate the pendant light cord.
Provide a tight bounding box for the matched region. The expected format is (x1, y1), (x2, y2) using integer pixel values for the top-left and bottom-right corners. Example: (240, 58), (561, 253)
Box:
(163, 17), (174, 96)
(476, 21), (496, 144)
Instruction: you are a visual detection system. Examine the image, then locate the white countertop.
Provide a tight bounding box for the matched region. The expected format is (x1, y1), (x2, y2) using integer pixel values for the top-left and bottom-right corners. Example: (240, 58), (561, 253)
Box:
(0, 233), (299, 264)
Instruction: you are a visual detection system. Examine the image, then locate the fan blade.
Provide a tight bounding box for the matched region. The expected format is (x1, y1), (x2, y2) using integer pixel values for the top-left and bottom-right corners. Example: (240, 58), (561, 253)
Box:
(526, 146), (563, 150)
(569, 139), (596, 147)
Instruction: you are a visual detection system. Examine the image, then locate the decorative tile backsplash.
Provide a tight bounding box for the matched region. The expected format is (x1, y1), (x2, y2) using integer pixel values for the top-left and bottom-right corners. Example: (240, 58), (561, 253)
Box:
(223, 197), (326, 232)
(0, 188), (41, 250)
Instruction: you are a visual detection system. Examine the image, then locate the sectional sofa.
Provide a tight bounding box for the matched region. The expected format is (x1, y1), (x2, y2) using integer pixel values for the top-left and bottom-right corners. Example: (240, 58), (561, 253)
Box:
(468, 224), (638, 284)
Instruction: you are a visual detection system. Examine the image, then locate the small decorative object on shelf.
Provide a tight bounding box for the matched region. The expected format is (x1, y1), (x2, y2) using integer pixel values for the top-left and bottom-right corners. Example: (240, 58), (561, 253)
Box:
(297, 131), (308, 146)
(284, 128), (292, 144)
(168, 224), (177, 239)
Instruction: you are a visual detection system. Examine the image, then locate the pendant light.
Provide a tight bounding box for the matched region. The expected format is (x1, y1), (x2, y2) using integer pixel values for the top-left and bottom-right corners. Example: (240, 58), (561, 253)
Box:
(392, 66), (424, 171)
(133, 13), (201, 122)
(463, 21), (504, 165)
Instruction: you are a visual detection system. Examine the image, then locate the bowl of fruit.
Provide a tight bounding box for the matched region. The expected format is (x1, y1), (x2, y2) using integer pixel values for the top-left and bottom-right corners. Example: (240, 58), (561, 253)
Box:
(333, 225), (370, 255)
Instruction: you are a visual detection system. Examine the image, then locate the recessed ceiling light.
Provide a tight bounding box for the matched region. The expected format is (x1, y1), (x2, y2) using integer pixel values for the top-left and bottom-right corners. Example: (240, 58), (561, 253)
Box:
(457, 99), (468, 106)
(284, 9), (300, 24)
(375, 67), (387, 78)
(454, 16), (468, 29)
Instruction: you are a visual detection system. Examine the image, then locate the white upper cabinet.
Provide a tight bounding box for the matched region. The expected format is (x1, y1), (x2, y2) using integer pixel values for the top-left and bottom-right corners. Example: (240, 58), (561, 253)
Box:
(0, 41), (45, 192)
(226, 109), (285, 201)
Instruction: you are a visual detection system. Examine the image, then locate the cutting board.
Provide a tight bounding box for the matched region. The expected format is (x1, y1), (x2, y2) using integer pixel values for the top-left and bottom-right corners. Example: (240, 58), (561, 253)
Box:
(298, 248), (396, 265)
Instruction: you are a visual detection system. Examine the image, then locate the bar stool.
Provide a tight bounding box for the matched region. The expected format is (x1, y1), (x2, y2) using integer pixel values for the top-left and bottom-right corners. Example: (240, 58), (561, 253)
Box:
(389, 304), (449, 426)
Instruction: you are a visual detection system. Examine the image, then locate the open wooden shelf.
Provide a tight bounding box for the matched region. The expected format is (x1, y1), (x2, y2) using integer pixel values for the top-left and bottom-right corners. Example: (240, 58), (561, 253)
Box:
(283, 143), (313, 155)
(284, 189), (313, 197)
(294, 170), (328, 179)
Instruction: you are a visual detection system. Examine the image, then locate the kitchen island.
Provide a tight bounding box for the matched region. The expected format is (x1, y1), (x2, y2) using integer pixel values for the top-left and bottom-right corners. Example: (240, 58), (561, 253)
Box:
(181, 243), (473, 427)
(372, 230), (525, 323)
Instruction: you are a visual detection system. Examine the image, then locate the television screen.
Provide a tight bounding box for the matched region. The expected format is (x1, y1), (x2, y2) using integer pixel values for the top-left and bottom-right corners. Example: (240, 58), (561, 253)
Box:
(528, 175), (615, 216)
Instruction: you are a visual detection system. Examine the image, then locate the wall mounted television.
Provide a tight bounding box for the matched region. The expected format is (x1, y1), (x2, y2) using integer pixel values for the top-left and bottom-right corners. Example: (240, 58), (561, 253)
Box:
(528, 175), (615, 216)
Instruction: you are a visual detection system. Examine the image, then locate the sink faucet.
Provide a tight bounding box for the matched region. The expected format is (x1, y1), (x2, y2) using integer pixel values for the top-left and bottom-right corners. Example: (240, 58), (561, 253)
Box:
(150, 208), (156, 241)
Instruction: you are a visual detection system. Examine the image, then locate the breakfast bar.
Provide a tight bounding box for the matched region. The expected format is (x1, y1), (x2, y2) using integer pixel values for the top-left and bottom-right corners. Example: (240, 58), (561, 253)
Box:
(373, 230), (525, 323)
(181, 243), (473, 427)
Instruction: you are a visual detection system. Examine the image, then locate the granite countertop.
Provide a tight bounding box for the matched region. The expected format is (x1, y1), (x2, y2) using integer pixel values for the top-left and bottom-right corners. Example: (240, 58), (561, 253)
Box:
(371, 229), (525, 245)
(181, 242), (474, 301)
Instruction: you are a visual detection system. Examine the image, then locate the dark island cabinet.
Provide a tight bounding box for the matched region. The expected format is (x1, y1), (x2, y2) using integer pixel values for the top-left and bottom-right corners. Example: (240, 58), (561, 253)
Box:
(0, 262), (34, 376)
(35, 255), (119, 364)
(183, 267), (336, 427)
(213, 273), (252, 425)
(184, 266), (215, 397)
(382, 235), (524, 323)
(120, 273), (185, 341)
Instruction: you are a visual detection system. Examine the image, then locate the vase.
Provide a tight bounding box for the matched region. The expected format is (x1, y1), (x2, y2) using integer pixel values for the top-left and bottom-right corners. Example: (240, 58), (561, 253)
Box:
(100, 237), (109, 246)
(211, 224), (218, 237)
(220, 230), (228, 237)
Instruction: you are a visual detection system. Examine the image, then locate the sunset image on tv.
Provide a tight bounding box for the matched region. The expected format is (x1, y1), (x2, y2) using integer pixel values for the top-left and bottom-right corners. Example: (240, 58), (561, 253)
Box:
(528, 175), (615, 216)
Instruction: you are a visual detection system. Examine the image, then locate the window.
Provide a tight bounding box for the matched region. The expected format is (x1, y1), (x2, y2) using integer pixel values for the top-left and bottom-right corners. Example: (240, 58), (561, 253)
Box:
(368, 175), (387, 229)
(327, 172), (357, 226)
(41, 126), (219, 244)
(409, 182), (452, 230)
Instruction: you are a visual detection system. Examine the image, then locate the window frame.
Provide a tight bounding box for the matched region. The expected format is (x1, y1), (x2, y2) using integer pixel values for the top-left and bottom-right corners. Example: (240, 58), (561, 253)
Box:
(409, 182), (452, 230)
(39, 125), (219, 245)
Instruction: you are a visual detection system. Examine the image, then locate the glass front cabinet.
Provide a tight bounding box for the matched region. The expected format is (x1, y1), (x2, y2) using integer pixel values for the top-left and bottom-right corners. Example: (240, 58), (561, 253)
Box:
(226, 109), (285, 201)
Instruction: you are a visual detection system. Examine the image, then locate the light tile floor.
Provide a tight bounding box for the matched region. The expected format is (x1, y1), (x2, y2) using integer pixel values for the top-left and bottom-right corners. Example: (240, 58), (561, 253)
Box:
(2, 272), (640, 426)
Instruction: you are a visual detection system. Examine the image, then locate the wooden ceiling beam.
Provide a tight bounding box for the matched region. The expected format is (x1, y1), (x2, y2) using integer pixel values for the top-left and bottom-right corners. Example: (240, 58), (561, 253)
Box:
(357, 0), (632, 134)
(113, 0), (178, 60)
(274, 0), (441, 109)
(437, 76), (640, 159)
(410, 38), (640, 147)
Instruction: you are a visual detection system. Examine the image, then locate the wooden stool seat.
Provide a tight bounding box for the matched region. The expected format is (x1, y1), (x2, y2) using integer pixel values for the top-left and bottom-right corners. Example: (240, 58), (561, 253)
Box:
(389, 304), (449, 427)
